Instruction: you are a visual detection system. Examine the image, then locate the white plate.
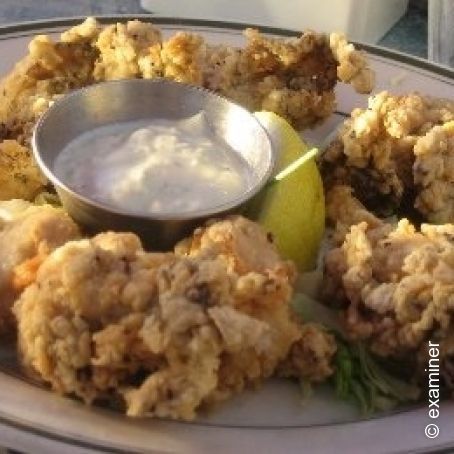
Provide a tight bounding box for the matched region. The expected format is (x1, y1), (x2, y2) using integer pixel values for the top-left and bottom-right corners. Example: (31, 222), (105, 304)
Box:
(0, 16), (453, 454)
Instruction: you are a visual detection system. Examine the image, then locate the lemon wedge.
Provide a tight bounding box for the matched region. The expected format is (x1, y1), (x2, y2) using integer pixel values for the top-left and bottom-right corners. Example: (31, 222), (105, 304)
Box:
(247, 111), (325, 271)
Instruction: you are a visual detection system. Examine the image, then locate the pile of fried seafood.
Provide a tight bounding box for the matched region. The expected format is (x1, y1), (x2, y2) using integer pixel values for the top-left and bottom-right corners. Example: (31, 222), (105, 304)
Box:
(0, 18), (453, 419)
(322, 92), (454, 222)
(0, 17), (373, 201)
(322, 91), (454, 389)
(13, 215), (336, 419)
(0, 17), (371, 419)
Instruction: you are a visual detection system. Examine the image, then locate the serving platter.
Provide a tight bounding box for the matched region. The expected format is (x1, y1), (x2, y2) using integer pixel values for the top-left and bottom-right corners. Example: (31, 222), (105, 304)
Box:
(0, 16), (453, 454)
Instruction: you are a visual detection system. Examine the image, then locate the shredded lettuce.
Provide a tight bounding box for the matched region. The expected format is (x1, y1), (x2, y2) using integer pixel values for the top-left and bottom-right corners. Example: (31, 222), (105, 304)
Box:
(333, 338), (420, 414)
(292, 293), (421, 414)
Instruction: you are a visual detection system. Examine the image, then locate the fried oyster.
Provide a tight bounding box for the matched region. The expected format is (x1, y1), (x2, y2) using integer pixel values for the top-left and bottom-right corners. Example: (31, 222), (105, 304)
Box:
(321, 91), (454, 222)
(203, 28), (374, 129)
(323, 187), (454, 387)
(14, 217), (336, 419)
(0, 202), (80, 331)
(0, 17), (100, 147)
(0, 140), (46, 201)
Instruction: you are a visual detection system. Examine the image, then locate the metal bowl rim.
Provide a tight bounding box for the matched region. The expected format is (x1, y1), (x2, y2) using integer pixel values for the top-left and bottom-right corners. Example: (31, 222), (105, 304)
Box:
(32, 78), (276, 222)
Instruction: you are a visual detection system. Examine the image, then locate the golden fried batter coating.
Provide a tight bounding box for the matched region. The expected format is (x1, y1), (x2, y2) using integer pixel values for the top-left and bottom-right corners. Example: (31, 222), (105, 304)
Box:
(60, 16), (100, 44)
(0, 19), (100, 145)
(0, 203), (80, 331)
(0, 140), (46, 201)
(160, 32), (205, 85)
(324, 215), (454, 385)
(326, 184), (383, 243)
(277, 323), (337, 382)
(322, 91), (454, 220)
(414, 121), (454, 223)
(329, 33), (375, 94)
(204, 29), (373, 129)
(0, 18), (100, 198)
(208, 28), (340, 126)
(94, 20), (162, 81)
(175, 215), (295, 276)
(14, 218), (336, 419)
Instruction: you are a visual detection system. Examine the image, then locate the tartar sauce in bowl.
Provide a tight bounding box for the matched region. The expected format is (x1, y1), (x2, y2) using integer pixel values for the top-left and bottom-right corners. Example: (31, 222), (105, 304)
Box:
(53, 113), (253, 215)
(33, 79), (274, 248)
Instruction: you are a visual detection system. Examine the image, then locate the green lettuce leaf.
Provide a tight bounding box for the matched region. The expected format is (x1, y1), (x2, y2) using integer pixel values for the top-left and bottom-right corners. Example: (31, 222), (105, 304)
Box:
(291, 292), (421, 414)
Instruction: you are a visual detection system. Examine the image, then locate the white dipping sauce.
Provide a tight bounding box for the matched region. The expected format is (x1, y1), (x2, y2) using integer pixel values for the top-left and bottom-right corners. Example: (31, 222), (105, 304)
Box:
(54, 113), (252, 215)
